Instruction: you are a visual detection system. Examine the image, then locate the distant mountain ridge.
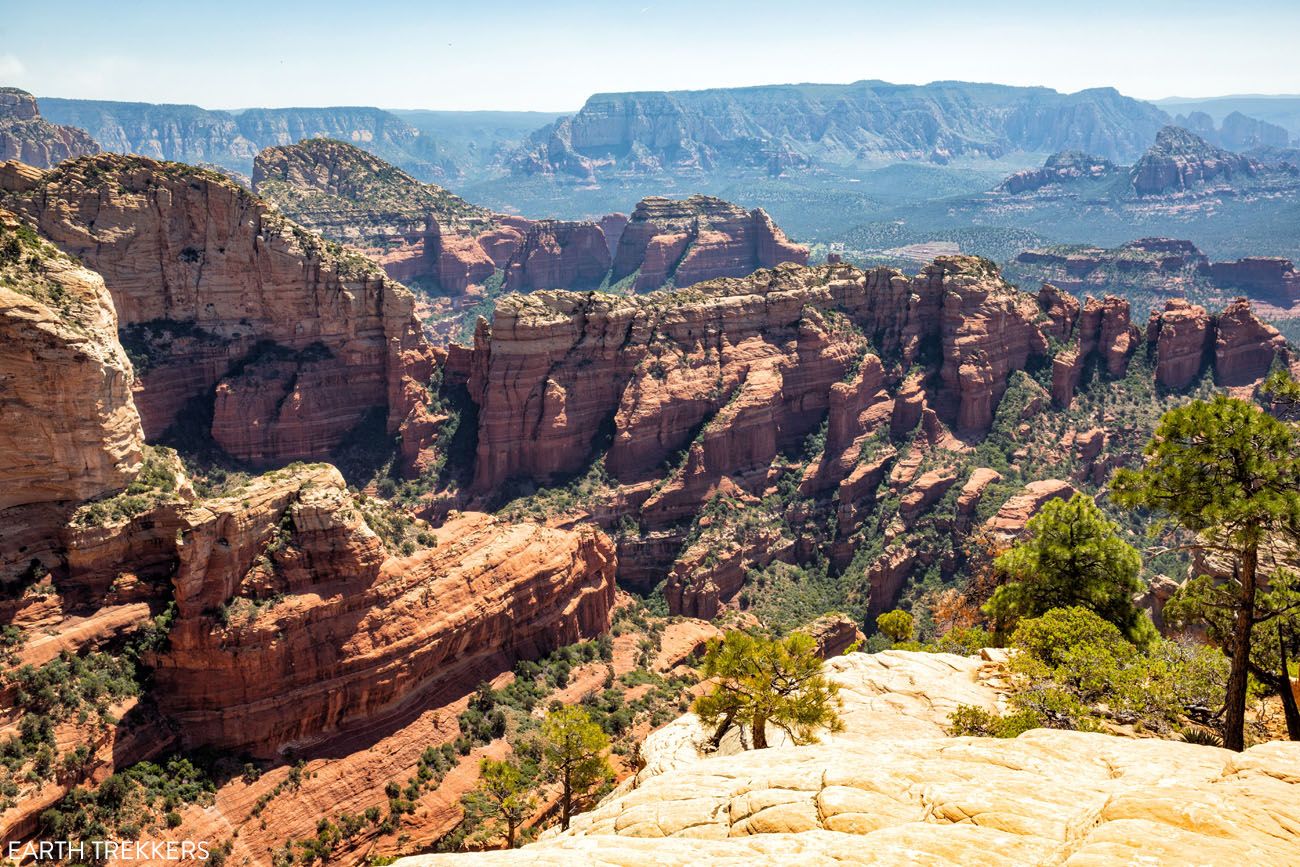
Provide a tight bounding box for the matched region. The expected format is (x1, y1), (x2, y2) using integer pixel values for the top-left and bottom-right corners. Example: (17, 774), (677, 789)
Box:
(1155, 95), (1300, 141)
(512, 81), (1172, 181)
(38, 98), (454, 180)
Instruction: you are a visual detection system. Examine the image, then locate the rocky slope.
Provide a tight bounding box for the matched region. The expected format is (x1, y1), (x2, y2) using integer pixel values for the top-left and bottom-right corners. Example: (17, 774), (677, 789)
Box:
(0, 88), (99, 168)
(253, 138), (489, 235)
(251, 138), (501, 291)
(402, 650), (1300, 866)
(514, 81), (1168, 181)
(1, 153), (437, 467)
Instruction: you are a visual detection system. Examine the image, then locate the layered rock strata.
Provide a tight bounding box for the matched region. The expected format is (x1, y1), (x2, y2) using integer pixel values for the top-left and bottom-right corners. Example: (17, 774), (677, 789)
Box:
(611, 195), (808, 291)
(153, 467), (617, 756)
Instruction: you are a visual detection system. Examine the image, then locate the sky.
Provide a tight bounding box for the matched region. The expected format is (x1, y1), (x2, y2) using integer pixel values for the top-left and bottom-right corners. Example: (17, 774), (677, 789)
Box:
(3, 0), (1299, 111)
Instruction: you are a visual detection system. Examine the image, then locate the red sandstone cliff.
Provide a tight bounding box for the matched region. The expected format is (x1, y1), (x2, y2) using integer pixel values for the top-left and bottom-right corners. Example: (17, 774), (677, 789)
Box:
(459, 258), (1291, 615)
(1, 154), (437, 467)
(154, 466), (616, 756)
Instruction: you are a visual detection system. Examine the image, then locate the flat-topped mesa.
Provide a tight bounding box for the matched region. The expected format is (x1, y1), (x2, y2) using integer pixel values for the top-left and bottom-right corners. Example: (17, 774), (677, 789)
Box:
(1, 153), (437, 467)
(0, 88), (100, 168)
(514, 82), (1167, 181)
(1015, 238), (1300, 310)
(153, 466), (616, 756)
(1209, 257), (1300, 306)
(1131, 126), (1259, 196)
(612, 194), (808, 291)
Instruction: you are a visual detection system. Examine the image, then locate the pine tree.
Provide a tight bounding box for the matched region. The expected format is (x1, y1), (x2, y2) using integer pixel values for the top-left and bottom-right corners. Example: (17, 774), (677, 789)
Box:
(461, 757), (536, 848)
(693, 631), (843, 750)
(1113, 394), (1300, 750)
(540, 706), (612, 831)
(984, 493), (1157, 646)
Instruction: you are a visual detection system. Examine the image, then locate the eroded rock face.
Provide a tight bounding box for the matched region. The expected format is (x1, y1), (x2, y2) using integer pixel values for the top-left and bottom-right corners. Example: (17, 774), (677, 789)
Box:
(984, 479), (1076, 540)
(463, 259), (1287, 599)
(468, 258), (1034, 498)
(2, 154), (436, 466)
(0, 211), (143, 512)
(1148, 299), (1212, 389)
(0, 210), (151, 594)
(611, 195), (808, 291)
(0, 89), (100, 169)
(403, 651), (1300, 867)
(501, 219), (611, 291)
(1214, 299), (1290, 387)
(151, 466), (617, 756)
(935, 260), (1048, 433)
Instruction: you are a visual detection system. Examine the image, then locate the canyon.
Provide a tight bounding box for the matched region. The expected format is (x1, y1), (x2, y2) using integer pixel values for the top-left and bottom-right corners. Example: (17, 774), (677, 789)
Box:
(2, 85), (1300, 864)
(0, 196), (622, 856)
(453, 254), (1290, 623)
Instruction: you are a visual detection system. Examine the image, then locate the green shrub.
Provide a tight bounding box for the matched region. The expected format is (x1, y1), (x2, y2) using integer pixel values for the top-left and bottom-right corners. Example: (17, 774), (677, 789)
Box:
(947, 704), (1041, 738)
(876, 609), (914, 643)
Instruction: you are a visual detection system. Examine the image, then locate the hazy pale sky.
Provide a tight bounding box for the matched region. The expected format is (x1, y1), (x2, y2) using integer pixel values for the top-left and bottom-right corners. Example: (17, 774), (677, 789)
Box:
(4, 0), (1298, 111)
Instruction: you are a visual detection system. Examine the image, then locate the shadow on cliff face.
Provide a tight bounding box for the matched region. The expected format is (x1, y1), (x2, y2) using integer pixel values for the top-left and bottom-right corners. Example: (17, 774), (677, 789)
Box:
(328, 406), (397, 488)
(291, 649), (517, 764)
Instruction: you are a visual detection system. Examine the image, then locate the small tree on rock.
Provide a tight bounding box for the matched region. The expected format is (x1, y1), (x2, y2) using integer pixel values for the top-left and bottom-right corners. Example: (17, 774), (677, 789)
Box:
(461, 756), (536, 849)
(693, 631), (843, 750)
(541, 706), (612, 831)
